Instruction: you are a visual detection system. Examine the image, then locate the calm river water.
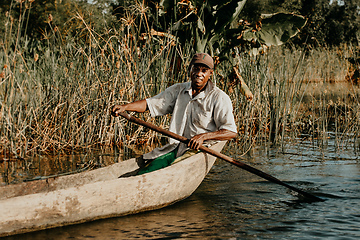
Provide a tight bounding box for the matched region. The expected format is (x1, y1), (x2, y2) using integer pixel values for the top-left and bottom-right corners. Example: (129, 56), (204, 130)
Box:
(2, 137), (360, 239)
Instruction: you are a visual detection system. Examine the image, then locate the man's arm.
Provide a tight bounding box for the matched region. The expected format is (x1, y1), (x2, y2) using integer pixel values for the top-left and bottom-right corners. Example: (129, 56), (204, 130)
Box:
(111, 99), (148, 117)
(187, 129), (237, 150)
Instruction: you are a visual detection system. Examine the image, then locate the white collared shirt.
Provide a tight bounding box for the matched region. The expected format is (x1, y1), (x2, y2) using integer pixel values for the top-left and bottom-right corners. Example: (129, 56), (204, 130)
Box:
(143, 80), (237, 159)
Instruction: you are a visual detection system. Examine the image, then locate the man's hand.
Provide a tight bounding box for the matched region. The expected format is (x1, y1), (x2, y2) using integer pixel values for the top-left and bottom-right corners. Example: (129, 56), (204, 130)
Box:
(188, 134), (206, 150)
(111, 105), (126, 117)
(187, 129), (237, 150)
(111, 100), (148, 117)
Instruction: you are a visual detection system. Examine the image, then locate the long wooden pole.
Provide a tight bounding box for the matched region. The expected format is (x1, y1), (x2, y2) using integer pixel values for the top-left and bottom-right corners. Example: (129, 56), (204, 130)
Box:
(119, 112), (324, 202)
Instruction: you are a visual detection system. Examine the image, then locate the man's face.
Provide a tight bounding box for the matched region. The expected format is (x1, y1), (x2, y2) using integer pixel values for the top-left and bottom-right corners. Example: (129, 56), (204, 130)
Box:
(190, 64), (213, 91)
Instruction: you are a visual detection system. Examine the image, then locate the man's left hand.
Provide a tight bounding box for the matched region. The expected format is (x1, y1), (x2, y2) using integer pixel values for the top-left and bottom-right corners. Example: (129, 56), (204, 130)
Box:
(188, 134), (205, 150)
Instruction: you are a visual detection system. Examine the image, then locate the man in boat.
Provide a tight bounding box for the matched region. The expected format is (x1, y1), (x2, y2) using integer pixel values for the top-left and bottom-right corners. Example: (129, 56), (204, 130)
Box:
(111, 53), (238, 175)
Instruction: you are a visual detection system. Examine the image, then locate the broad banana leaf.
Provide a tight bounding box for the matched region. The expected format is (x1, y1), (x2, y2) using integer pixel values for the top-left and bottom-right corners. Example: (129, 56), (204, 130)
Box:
(243, 13), (307, 47)
(211, 0), (247, 32)
(159, 0), (248, 53)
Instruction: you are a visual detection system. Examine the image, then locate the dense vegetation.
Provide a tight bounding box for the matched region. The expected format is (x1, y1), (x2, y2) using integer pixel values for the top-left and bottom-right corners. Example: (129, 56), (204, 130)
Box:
(1, 0), (359, 47)
(0, 0), (359, 161)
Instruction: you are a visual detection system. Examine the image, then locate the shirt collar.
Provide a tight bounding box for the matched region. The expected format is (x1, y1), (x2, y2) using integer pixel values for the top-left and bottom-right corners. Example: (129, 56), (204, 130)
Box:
(185, 80), (215, 99)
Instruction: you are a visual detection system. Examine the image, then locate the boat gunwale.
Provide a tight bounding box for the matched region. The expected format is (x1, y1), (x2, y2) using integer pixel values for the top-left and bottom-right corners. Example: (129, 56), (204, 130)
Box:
(0, 141), (226, 237)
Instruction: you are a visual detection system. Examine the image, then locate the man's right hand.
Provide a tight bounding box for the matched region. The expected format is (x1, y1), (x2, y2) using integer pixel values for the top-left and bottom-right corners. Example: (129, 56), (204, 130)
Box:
(111, 99), (148, 117)
(111, 105), (126, 117)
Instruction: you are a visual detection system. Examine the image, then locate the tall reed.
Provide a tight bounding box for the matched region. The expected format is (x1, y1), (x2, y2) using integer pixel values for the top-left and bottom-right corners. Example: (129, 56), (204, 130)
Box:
(0, 1), (190, 158)
(224, 44), (360, 156)
(1, 1), (359, 160)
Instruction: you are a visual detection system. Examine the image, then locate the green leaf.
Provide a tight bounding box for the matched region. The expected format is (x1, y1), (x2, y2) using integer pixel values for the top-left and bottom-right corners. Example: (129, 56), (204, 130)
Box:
(195, 28), (208, 52)
(212, 0), (247, 33)
(254, 13), (307, 46)
(197, 17), (206, 35)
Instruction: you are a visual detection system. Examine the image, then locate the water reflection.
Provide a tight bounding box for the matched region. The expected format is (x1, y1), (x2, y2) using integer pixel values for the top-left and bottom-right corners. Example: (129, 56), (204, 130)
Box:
(0, 148), (122, 186)
(1, 138), (360, 239)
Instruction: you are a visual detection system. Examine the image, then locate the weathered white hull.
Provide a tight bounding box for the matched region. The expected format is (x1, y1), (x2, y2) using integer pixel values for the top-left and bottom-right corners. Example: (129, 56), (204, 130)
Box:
(0, 141), (226, 237)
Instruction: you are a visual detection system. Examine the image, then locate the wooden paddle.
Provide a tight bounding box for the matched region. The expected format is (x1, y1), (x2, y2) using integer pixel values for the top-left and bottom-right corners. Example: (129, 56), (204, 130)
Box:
(119, 112), (324, 202)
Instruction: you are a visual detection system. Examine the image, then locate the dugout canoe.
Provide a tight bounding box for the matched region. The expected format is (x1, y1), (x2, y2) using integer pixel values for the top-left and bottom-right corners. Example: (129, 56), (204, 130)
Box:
(0, 141), (226, 237)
